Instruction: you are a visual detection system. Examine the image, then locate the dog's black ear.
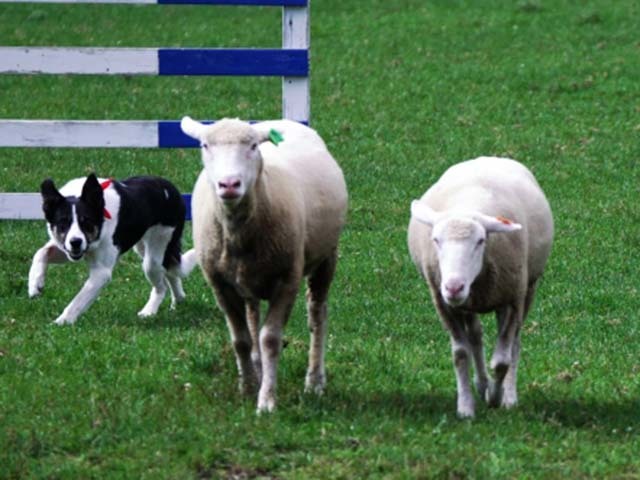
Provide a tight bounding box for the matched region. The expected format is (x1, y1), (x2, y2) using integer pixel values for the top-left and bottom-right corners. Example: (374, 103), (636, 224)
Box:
(80, 173), (105, 213)
(40, 178), (66, 221)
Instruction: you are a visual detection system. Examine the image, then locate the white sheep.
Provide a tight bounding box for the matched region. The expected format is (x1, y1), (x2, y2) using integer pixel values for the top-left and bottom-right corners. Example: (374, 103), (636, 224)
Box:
(407, 157), (553, 417)
(180, 117), (348, 413)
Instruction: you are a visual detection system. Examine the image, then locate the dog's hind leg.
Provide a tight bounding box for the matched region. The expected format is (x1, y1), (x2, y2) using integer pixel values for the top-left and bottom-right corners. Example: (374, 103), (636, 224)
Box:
(165, 269), (185, 309)
(137, 226), (174, 317)
(165, 248), (198, 308)
(29, 241), (69, 298)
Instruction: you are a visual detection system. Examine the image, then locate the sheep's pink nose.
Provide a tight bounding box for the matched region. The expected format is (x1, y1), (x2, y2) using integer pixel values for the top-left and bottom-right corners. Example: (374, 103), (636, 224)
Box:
(218, 177), (241, 190)
(218, 176), (242, 199)
(445, 279), (465, 297)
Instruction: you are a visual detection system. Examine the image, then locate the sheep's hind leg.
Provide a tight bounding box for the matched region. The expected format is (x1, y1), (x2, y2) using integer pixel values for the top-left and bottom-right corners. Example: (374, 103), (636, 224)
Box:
(502, 332), (521, 408)
(246, 300), (262, 383)
(304, 252), (337, 395)
(503, 284), (537, 408)
(488, 305), (522, 408)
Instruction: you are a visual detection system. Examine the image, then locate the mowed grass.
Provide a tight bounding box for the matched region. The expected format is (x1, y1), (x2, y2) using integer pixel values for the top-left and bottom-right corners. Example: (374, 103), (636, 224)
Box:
(1, 0), (639, 477)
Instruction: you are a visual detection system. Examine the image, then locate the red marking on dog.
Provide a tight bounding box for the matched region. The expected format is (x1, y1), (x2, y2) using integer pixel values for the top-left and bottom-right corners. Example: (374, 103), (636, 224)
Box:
(496, 216), (513, 225)
(100, 179), (113, 219)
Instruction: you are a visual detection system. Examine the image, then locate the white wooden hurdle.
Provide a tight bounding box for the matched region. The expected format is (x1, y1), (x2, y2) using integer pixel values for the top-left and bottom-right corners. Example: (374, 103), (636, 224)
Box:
(0, 0), (310, 219)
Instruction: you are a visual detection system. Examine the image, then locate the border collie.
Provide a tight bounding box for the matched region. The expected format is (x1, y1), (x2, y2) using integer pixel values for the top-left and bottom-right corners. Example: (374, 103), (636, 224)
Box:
(28, 173), (197, 325)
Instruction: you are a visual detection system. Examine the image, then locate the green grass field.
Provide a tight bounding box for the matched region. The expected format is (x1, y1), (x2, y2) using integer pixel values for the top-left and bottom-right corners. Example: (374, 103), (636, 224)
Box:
(1, 0), (639, 477)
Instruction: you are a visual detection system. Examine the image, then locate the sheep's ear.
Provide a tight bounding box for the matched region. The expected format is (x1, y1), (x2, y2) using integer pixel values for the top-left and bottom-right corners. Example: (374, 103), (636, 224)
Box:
(180, 116), (206, 140)
(477, 213), (522, 233)
(411, 200), (439, 226)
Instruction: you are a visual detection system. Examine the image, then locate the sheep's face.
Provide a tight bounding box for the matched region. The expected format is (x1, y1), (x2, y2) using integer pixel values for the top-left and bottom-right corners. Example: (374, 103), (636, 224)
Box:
(430, 217), (487, 306)
(411, 200), (522, 307)
(180, 117), (270, 207)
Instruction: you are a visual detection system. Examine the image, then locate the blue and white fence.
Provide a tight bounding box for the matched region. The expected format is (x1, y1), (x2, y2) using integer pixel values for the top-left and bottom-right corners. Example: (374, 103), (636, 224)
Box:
(0, 0), (310, 219)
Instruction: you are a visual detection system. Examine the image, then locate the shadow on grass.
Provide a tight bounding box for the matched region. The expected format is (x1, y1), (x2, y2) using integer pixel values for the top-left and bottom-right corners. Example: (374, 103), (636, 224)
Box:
(522, 391), (640, 431)
(319, 386), (640, 433)
(116, 299), (224, 331)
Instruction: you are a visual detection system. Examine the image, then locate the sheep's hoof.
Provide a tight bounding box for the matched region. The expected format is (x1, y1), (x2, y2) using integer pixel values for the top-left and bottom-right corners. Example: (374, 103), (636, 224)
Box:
(486, 382), (503, 408)
(239, 377), (259, 396)
(304, 383), (325, 396)
(457, 407), (475, 419)
(502, 390), (518, 409)
(256, 395), (276, 414)
(475, 377), (489, 399)
(304, 373), (326, 395)
(457, 398), (475, 418)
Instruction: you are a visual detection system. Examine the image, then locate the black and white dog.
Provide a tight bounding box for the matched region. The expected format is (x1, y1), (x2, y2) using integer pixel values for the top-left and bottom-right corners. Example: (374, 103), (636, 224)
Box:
(28, 173), (197, 325)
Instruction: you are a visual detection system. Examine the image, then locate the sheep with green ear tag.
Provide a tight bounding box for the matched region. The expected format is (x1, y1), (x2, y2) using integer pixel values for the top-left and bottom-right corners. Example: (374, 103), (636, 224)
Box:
(408, 156), (554, 418)
(180, 117), (348, 414)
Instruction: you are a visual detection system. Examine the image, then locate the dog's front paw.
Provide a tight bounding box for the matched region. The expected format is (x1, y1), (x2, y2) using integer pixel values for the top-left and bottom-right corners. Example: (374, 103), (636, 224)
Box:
(53, 315), (76, 326)
(28, 276), (45, 298)
(28, 284), (43, 298)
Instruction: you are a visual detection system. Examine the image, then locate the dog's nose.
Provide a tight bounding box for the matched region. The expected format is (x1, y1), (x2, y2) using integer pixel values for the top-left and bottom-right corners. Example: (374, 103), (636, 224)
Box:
(69, 238), (83, 250)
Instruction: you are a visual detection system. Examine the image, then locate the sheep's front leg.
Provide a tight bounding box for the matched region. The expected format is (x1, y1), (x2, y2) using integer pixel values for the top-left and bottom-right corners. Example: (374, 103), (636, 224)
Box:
(436, 301), (475, 417)
(28, 241), (68, 298)
(212, 279), (258, 395)
(257, 284), (298, 414)
(449, 332), (475, 418)
(304, 253), (337, 395)
(488, 305), (522, 408)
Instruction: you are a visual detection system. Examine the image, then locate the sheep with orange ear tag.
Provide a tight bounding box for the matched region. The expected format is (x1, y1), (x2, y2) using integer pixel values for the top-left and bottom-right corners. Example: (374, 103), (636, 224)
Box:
(408, 157), (554, 418)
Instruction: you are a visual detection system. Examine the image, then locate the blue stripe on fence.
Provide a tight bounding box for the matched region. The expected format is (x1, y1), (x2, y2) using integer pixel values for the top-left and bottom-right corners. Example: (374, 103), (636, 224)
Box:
(183, 194), (192, 220)
(157, 120), (308, 148)
(158, 49), (308, 76)
(159, 121), (203, 148)
(158, 0), (307, 5)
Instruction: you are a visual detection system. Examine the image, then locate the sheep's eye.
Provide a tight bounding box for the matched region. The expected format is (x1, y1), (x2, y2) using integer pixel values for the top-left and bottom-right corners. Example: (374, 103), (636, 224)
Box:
(201, 143), (208, 149)
(250, 143), (257, 151)
(476, 238), (485, 247)
(433, 238), (441, 247)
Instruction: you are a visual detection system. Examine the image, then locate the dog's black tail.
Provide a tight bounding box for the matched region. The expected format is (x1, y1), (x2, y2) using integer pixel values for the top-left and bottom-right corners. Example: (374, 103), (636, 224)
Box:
(162, 221), (183, 271)
(163, 218), (198, 278)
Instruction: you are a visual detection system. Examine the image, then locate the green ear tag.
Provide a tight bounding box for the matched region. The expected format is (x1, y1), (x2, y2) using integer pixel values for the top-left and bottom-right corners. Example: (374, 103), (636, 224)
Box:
(268, 129), (284, 145)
